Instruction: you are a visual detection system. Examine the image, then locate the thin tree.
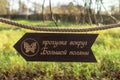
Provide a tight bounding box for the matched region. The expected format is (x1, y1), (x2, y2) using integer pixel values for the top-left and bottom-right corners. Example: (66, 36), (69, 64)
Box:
(18, 0), (21, 13)
(87, 0), (92, 24)
(96, 0), (103, 23)
(100, 0), (118, 23)
(82, 0), (86, 24)
(42, 0), (45, 22)
(49, 0), (58, 26)
(82, 0), (92, 24)
(26, 0), (29, 19)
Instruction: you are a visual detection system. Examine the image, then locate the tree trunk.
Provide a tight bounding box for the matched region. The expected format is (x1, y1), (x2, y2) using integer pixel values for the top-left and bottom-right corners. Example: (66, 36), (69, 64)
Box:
(82, 0), (86, 24)
(87, 8), (92, 24)
(88, 0), (92, 24)
(42, 0), (45, 22)
(100, 0), (118, 23)
(49, 0), (58, 26)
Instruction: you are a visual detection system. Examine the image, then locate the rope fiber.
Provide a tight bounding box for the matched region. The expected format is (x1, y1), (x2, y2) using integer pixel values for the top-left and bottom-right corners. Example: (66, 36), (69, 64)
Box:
(0, 17), (120, 32)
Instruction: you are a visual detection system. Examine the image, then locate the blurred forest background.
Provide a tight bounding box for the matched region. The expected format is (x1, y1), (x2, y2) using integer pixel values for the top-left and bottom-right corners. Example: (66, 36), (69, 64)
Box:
(0, 0), (120, 24)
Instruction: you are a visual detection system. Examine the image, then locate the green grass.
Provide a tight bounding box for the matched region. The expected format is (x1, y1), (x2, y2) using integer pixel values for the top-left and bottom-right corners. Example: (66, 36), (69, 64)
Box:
(0, 20), (120, 80)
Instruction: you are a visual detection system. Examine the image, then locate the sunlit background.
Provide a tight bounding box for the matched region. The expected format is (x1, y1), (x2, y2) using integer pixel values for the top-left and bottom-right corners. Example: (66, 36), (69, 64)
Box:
(0, 0), (120, 80)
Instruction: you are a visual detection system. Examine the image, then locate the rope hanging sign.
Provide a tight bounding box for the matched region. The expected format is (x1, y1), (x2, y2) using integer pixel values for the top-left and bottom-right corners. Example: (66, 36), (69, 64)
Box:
(0, 18), (120, 62)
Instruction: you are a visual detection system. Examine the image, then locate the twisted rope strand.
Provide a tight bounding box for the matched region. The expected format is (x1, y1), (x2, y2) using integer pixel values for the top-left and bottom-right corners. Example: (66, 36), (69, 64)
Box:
(0, 18), (120, 32)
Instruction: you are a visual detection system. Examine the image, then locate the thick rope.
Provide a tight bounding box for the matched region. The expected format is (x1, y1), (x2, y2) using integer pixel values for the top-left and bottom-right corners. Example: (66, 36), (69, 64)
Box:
(0, 17), (120, 32)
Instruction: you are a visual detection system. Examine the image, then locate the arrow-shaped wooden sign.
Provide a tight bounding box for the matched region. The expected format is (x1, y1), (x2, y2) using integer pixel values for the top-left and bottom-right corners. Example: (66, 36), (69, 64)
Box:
(14, 33), (98, 62)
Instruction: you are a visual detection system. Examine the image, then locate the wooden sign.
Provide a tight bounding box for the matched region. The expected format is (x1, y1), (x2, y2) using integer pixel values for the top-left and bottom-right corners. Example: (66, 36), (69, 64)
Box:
(14, 33), (98, 62)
